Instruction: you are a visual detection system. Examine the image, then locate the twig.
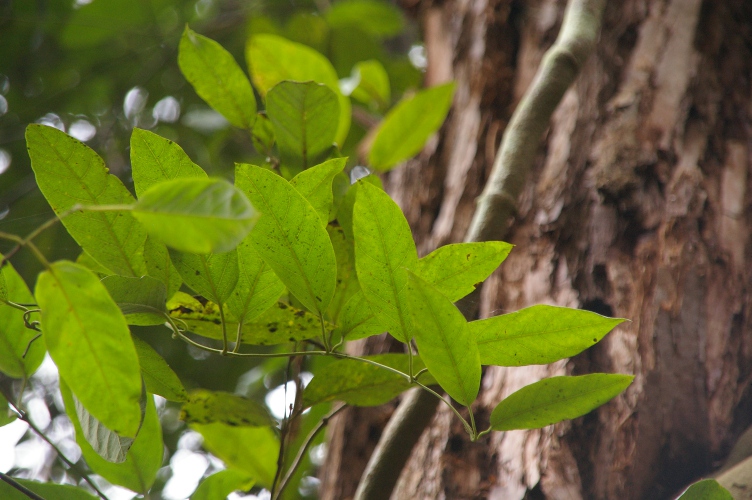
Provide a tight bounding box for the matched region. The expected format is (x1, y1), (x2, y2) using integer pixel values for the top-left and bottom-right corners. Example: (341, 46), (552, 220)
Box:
(353, 1), (607, 498)
(0, 472), (46, 500)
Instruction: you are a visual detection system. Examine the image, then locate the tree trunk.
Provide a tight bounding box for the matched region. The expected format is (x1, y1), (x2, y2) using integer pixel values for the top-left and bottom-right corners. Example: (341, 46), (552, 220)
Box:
(319, 1), (752, 499)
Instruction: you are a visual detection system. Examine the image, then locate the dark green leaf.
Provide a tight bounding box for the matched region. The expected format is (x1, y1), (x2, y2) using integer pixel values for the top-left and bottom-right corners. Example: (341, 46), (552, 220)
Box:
(677, 479), (733, 500)
(325, 0), (404, 38)
(490, 374), (634, 431)
(353, 181), (417, 343)
(26, 124), (147, 276)
(180, 390), (275, 427)
(130, 128), (207, 198)
(179, 27), (257, 129)
(267, 81), (339, 172)
(246, 33), (350, 145)
(101, 275), (167, 326)
(169, 250), (239, 305)
(168, 293), (325, 346)
(143, 236), (182, 299)
(227, 238), (285, 325)
(133, 178), (257, 254)
(0, 258), (45, 379)
(1, 479), (98, 500)
(303, 354), (435, 408)
(0, 391), (16, 427)
(414, 241), (513, 302)
(369, 83), (455, 171)
(290, 158), (347, 223)
(132, 337), (188, 402)
(36, 261), (142, 437)
(471, 305), (625, 366)
(61, 381), (163, 493)
(407, 272), (480, 406)
(194, 423), (278, 488)
(60, 0), (147, 49)
(236, 164), (336, 314)
(192, 469), (255, 500)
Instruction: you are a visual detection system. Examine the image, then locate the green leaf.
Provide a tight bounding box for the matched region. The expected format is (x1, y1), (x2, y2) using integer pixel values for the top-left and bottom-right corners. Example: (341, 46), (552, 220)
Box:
(143, 236), (182, 299)
(251, 113), (276, 155)
(36, 261), (142, 437)
(100, 275), (167, 326)
(26, 124), (147, 276)
(132, 336), (188, 402)
(290, 158), (347, 223)
(490, 374), (634, 431)
(133, 178), (257, 254)
(326, 225), (359, 324)
(76, 251), (112, 276)
(59, 0), (148, 49)
(0, 391), (16, 427)
(369, 83), (455, 171)
(0, 271), (6, 301)
(180, 390), (275, 427)
(179, 27), (257, 129)
(337, 174), (382, 241)
(227, 238), (285, 325)
(72, 391), (137, 463)
(169, 250), (239, 305)
(303, 354), (435, 408)
(194, 423), (278, 488)
(246, 33), (350, 146)
(61, 381), (163, 493)
(1, 479), (98, 500)
(334, 290), (383, 341)
(414, 241), (513, 302)
(348, 60), (390, 110)
(325, 0), (404, 38)
(470, 305), (625, 367)
(406, 272), (480, 406)
(678, 479), (733, 500)
(267, 81), (339, 172)
(0, 259), (45, 379)
(130, 128), (207, 198)
(353, 181), (417, 343)
(236, 164), (336, 314)
(192, 469), (255, 500)
(168, 294), (325, 346)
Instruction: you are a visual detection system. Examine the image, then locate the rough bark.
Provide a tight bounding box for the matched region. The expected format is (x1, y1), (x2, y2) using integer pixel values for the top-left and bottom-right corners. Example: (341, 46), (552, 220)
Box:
(320, 1), (752, 499)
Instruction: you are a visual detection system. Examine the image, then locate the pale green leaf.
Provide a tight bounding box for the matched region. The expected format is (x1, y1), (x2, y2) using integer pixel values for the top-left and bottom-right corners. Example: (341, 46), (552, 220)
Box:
(246, 33), (350, 145)
(132, 336), (188, 402)
(226, 238), (285, 325)
(0, 258), (45, 379)
(290, 158), (347, 223)
(179, 27), (257, 129)
(133, 178), (257, 254)
(236, 164), (336, 314)
(325, 0), (404, 37)
(303, 354), (435, 408)
(61, 381), (163, 493)
(143, 236), (182, 299)
(26, 124), (146, 276)
(101, 275), (167, 326)
(36, 261), (142, 437)
(490, 374), (634, 431)
(353, 181), (417, 343)
(471, 305), (625, 367)
(76, 251), (112, 276)
(414, 241), (513, 302)
(251, 113), (275, 155)
(169, 250), (239, 305)
(168, 294), (325, 346)
(192, 469), (255, 500)
(72, 392), (137, 463)
(180, 390), (275, 427)
(369, 83), (455, 171)
(130, 128), (207, 198)
(326, 225), (359, 324)
(348, 60), (390, 109)
(1, 479), (98, 500)
(337, 174), (382, 241)
(267, 81), (339, 172)
(194, 423), (278, 488)
(334, 290), (382, 341)
(0, 391), (16, 427)
(678, 479), (733, 500)
(407, 271), (480, 406)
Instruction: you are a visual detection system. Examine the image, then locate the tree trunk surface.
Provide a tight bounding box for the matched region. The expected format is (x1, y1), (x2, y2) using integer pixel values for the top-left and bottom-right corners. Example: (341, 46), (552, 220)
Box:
(319, 1), (752, 499)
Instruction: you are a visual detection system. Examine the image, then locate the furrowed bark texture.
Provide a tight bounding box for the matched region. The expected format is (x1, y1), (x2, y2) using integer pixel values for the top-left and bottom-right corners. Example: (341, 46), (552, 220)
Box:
(319, 1), (752, 499)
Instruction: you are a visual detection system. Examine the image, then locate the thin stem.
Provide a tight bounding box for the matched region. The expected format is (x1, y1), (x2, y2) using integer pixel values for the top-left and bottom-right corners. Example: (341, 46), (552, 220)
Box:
(232, 318), (244, 354)
(77, 204), (135, 212)
(0, 472), (45, 500)
(271, 356), (296, 498)
(319, 312), (330, 352)
(414, 368), (429, 380)
(0, 298), (33, 313)
(275, 404), (347, 500)
(475, 426), (493, 440)
(329, 352), (411, 382)
(218, 305), (229, 355)
(412, 380), (471, 434)
(468, 406), (477, 440)
(22, 334), (42, 358)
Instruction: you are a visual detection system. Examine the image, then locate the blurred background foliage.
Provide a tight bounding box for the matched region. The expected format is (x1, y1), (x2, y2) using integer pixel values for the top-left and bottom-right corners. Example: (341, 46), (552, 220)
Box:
(0, 1), (424, 498)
